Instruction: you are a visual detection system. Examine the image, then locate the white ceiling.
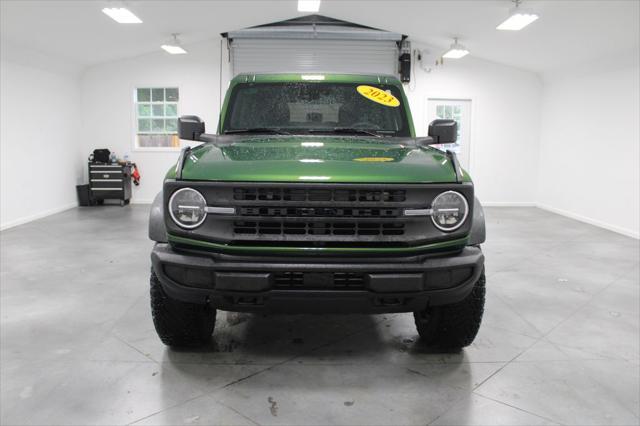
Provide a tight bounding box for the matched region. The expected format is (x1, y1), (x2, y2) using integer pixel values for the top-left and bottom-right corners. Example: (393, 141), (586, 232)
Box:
(1, 0), (638, 74)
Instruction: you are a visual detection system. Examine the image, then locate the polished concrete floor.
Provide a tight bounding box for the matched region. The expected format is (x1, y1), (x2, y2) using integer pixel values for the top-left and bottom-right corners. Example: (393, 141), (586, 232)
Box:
(1, 205), (638, 426)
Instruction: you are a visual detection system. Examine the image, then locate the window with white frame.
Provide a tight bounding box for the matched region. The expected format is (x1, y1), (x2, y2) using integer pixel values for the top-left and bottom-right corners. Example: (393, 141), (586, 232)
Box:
(135, 87), (180, 149)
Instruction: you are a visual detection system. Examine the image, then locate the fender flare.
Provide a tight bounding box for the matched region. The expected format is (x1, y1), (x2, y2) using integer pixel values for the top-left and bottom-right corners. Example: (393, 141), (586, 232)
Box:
(148, 191), (167, 243)
(468, 197), (486, 246)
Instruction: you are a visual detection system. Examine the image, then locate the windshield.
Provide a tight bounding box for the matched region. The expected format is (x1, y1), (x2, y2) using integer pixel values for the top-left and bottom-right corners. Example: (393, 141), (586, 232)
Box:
(222, 82), (411, 137)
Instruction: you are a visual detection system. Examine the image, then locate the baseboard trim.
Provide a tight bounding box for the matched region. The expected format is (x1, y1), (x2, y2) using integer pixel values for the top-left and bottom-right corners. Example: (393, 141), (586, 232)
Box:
(130, 199), (152, 205)
(0, 202), (77, 231)
(536, 203), (639, 239)
(482, 201), (536, 207)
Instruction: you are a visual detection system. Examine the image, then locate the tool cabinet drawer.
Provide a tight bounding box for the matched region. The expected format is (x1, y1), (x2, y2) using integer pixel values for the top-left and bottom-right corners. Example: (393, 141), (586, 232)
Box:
(90, 179), (124, 189)
(91, 188), (124, 197)
(89, 169), (124, 179)
(89, 164), (123, 171)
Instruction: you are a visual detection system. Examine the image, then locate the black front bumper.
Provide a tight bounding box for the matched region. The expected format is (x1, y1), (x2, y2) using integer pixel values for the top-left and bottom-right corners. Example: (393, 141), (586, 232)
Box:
(151, 243), (484, 314)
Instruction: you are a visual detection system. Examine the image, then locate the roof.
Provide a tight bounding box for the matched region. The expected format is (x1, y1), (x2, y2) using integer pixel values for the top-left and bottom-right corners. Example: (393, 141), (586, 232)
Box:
(230, 73), (403, 85)
(222, 14), (405, 42)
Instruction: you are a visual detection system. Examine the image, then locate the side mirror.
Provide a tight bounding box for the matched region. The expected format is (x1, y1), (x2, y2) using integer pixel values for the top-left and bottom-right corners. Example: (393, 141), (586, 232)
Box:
(178, 115), (205, 141)
(428, 119), (457, 143)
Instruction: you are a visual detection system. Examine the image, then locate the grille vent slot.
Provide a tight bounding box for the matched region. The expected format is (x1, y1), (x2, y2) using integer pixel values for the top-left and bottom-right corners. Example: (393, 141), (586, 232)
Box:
(273, 272), (365, 289)
(233, 221), (405, 236)
(239, 206), (400, 218)
(233, 187), (406, 203)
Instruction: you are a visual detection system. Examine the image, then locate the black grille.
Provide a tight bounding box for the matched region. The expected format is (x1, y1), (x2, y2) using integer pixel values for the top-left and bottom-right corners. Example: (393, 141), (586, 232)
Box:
(274, 272), (365, 289)
(233, 187), (406, 203)
(231, 186), (407, 239)
(233, 221), (405, 236)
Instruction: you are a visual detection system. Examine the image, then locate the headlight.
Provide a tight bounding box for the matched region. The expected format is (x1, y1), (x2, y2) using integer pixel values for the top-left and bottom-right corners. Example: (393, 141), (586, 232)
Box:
(431, 191), (469, 232)
(168, 188), (207, 229)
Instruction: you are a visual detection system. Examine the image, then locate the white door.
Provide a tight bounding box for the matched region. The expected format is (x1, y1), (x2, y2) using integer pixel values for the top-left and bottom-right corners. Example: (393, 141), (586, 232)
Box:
(427, 99), (472, 171)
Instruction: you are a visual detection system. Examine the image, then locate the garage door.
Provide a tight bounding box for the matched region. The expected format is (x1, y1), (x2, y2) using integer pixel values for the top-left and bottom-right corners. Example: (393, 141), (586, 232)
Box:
(230, 38), (400, 76)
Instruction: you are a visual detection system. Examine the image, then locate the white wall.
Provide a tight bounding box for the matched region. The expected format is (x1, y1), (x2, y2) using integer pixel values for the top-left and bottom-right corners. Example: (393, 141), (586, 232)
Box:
(537, 57), (640, 238)
(80, 39), (223, 203)
(0, 59), (82, 230)
(406, 53), (542, 205)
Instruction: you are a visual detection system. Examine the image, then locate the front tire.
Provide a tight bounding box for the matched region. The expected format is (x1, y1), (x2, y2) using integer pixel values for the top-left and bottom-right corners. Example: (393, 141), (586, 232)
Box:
(414, 271), (485, 350)
(150, 271), (216, 348)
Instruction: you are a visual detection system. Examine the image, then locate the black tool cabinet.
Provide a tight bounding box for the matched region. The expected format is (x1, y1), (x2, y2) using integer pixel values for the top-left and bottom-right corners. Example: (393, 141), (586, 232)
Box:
(88, 163), (132, 206)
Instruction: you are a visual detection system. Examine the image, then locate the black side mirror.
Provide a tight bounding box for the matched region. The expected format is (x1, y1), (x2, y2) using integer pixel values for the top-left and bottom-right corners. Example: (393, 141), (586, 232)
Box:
(428, 119), (457, 143)
(179, 115), (205, 141)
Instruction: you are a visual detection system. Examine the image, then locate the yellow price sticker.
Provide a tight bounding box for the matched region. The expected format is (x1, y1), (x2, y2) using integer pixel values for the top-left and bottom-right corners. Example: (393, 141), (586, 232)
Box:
(356, 85), (400, 107)
(353, 157), (394, 162)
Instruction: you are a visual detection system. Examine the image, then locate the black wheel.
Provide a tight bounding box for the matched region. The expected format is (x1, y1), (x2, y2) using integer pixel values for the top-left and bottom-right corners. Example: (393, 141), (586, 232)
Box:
(414, 271), (485, 350)
(150, 271), (216, 348)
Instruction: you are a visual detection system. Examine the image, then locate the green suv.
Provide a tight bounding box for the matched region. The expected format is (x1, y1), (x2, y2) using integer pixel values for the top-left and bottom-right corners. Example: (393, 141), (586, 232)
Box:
(148, 73), (486, 350)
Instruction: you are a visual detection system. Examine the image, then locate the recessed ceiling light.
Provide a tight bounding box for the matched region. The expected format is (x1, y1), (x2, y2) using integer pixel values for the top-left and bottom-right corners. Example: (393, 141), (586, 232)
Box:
(102, 8), (142, 24)
(298, 0), (321, 12)
(442, 38), (469, 59)
(497, 0), (539, 31)
(161, 34), (188, 55)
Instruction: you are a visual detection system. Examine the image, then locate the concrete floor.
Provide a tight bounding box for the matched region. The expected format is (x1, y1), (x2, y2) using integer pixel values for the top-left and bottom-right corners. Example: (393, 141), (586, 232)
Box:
(1, 205), (638, 426)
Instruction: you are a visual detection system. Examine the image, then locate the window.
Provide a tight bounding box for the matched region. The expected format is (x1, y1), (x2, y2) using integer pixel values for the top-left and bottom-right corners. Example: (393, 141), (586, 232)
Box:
(436, 104), (463, 141)
(135, 87), (180, 149)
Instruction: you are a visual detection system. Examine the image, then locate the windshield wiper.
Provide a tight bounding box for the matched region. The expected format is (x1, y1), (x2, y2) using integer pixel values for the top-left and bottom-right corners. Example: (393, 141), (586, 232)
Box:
(308, 128), (382, 138)
(224, 128), (290, 135)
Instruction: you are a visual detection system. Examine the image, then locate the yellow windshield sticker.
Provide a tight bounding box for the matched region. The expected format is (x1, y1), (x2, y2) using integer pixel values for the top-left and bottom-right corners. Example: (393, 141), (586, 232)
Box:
(356, 85), (400, 107)
(354, 157), (394, 162)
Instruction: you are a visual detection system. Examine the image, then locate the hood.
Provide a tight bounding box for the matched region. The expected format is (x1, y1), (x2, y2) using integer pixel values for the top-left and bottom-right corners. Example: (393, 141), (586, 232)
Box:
(176, 135), (464, 183)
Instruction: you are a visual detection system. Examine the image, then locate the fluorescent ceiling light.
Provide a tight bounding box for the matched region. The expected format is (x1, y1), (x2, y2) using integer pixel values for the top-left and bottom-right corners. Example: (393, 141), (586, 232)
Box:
(442, 48), (469, 59)
(102, 8), (142, 24)
(301, 74), (325, 80)
(161, 45), (187, 54)
(298, 0), (321, 12)
(496, 12), (539, 30)
(161, 34), (188, 55)
(442, 38), (469, 59)
(497, 1), (539, 30)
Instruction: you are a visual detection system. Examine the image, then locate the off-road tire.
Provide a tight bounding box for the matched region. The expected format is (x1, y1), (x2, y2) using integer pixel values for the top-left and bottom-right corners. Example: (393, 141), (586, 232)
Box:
(414, 271), (485, 350)
(150, 271), (216, 347)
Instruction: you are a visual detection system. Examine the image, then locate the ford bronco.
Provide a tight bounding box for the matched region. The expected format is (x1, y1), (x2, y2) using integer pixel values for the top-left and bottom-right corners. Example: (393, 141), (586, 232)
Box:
(148, 73), (486, 350)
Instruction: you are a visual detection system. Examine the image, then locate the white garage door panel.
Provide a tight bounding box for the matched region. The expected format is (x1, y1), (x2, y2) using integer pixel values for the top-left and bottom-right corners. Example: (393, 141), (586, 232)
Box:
(231, 39), (398, 76)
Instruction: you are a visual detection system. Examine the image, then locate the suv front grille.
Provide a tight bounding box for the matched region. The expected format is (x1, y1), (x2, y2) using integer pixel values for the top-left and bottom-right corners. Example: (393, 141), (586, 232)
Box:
(233, 221), (405, 236)
(231, 185), (408, 238)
